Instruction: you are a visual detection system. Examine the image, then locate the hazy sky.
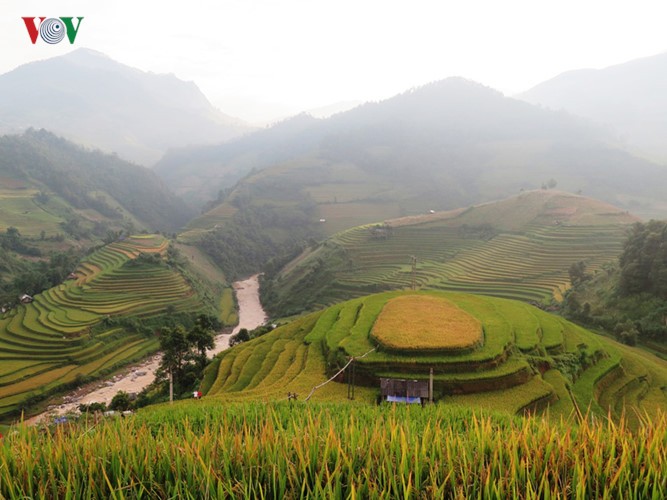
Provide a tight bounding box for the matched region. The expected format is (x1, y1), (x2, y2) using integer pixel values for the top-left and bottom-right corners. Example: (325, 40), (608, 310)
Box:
(2, 0), (666, 123)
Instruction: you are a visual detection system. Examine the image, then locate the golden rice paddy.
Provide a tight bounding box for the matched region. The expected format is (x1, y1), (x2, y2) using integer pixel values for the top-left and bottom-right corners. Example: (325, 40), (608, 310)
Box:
(371, 295), (482, 351)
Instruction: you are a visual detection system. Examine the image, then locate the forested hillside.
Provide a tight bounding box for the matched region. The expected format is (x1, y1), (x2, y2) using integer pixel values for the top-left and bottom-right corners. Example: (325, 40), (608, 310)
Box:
(564, 220), (667, 348)
(155, 114), (320, 205)
(0, 129), (194, 233)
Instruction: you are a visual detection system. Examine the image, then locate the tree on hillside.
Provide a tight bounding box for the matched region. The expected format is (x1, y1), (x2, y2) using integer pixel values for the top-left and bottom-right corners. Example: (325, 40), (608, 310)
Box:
(158, 325), (189, 403)
(109, 391), (131, 411)
(568, 261), (590, 286)
(619, 221), (667, 298)
(187, 314), (216, 371)
(4, 227), (20, 248)
(229, 328), (250, 346)
(157, 317), (218, 402)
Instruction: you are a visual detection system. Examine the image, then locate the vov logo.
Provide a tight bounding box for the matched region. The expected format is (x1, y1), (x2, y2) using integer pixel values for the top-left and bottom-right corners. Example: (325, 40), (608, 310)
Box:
(22, 17), (84, 45)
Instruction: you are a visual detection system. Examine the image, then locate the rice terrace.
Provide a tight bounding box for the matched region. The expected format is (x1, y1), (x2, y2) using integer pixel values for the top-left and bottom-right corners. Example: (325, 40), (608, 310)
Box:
(1, 191), (666, 498)
(371, 295), (483, 352)
(0, 235), (204, 420)
(205, 290), (667, 423)
(265, 191), (639, 315)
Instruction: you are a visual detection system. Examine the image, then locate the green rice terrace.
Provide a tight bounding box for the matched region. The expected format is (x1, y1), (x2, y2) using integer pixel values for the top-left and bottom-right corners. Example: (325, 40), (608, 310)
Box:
(266, 190), (638, 315)
(206, 290), (667, 425)
(0, 235), (202, 421)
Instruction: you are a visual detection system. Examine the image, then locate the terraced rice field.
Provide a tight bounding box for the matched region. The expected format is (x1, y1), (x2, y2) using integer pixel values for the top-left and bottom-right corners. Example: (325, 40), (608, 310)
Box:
(0, 235), (200, 421)
(207, 290), (667, 421)
(272, 192), (636, 312)
(335, 223), (625, 302)
(370, 295), (482, 352)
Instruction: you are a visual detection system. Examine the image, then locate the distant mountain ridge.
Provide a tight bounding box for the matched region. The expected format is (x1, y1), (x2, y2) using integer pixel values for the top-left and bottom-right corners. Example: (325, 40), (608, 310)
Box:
(160, 77), (600, 203)
(175, 77), (667, 240)
(156, 113), (322, 204)
(0, 49), (251, 165)
(518, 52), (667, 163)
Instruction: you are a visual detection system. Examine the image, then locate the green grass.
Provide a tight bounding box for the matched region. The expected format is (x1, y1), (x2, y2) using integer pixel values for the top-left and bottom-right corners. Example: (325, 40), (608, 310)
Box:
(492, 300), (541, 351)
(446, 375), (554, 414)
(0, 191), (66, 237)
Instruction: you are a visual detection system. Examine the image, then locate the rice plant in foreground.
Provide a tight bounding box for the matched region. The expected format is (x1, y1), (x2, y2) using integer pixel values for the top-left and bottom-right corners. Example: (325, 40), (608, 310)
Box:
(0, 402), (664, 499)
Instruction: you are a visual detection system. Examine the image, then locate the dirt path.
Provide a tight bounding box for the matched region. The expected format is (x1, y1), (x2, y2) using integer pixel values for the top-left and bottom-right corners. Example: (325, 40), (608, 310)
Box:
(26, 274), (267, 425)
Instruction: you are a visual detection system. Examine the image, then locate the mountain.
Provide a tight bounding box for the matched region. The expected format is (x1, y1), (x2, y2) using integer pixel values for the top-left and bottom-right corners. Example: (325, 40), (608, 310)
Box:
(175, 77), (667, 242)
(0, 49), (250, 165)
(518, 52), (667, 164)
(305, 100), (364, 118)
(0, 129), (194, 235)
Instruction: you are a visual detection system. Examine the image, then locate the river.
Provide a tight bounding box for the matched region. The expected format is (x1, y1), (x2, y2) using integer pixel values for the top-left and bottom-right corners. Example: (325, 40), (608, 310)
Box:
(27, 274), (267, 424)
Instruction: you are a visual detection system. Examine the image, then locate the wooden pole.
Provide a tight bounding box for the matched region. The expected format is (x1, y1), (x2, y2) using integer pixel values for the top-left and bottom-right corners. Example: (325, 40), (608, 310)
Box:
(169, 369), (174, 404)
(429, 367), (433, 403)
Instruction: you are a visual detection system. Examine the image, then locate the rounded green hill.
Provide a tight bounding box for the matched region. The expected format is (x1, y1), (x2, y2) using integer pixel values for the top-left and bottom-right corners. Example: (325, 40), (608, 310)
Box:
(206, 290), (667, 422)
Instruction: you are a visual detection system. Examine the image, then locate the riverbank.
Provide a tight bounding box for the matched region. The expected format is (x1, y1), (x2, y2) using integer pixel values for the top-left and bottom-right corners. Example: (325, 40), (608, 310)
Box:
(26, 274), (267, 425)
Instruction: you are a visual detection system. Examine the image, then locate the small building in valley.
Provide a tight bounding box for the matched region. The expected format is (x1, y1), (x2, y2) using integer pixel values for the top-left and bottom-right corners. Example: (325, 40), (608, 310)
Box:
(19, 294), (33, 304)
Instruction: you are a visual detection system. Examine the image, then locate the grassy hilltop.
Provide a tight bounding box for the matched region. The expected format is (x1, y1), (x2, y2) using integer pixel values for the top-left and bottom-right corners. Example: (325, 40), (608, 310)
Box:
(205, 290), (667, 425)
(264, 190), (637, 315)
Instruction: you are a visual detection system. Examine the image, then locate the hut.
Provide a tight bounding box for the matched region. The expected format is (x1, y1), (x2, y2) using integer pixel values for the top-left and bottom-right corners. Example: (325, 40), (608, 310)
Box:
(380, 378), (430, 404)
(19, 294), (33, 304)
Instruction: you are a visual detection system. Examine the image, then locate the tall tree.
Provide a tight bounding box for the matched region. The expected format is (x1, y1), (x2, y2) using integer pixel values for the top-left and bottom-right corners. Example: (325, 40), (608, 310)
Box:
(158, 326), (189, 403)
(187, 315), (216, 371)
